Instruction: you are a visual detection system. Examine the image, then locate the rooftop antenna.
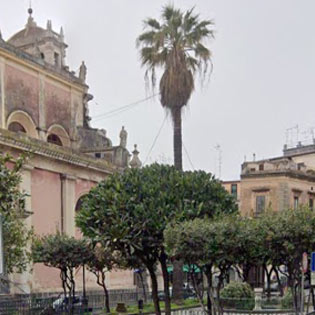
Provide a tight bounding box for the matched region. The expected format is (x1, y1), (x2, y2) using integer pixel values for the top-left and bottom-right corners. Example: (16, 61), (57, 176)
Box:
(214, 144), (222, 179)
(285, 125), (299, 148)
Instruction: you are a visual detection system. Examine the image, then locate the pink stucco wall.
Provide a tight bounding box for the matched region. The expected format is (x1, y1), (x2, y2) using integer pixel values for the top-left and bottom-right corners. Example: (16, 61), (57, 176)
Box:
(45, 82), (71, 134)
(32, 168), (61, 235)
(5, 64), (39, 124)
(31, 168), (62, 292)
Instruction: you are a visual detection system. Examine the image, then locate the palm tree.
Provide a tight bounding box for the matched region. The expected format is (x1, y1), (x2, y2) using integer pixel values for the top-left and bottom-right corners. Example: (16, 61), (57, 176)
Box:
(137, 5), (214, 171)
(137, 5), (214, 312)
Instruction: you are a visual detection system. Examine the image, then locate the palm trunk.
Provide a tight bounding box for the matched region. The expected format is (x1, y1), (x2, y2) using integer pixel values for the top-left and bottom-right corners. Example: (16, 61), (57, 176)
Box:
(172, 107), (184, 302)
(160, 252), (171, 315)
(173, 108), (182, 171)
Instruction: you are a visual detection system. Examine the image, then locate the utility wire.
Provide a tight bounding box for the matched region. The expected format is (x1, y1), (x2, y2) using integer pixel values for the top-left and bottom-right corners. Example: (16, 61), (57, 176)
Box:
(92, 93), (160, 122)
(144, 114), (168, 165)
(183, 141), (195, 170)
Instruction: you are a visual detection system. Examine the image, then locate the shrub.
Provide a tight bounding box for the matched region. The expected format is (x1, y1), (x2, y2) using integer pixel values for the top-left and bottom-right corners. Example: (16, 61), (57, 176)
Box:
(220, 281), (255, 310)
(281, 290), (293, 309)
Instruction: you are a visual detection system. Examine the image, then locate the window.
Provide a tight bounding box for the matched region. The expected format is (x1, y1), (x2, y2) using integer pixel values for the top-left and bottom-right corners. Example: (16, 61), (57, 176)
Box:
(309, 198), (314, 211)
(47, 134), (63, 146)
(294, 196), (299, 210)
(8, 122), (26, 133)
(256, 196), (265, 215)
(259, 164), (264, 171)
(95, 153), (101, 159)
(231, 184), (237, 198)
(40, 52), (45, 60)
(54, 52), (60, 66)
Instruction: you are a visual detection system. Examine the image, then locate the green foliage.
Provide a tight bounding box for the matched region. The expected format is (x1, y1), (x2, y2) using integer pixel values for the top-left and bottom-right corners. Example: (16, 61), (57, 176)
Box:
(220, 282), (254, 310)
(0, 153), (33, 274)
(166, 207), (315, 311)
(137, 5), (214, 110)
(33, 232), (92, 298)
(76, 164), (236, 314)
(76, 164), (236, 258)
(281, 290), (293, 309)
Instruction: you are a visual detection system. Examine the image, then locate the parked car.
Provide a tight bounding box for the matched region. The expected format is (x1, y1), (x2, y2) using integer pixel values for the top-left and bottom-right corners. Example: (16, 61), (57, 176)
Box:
(157, 287), (196, 301)
(52, 296), (89, 312)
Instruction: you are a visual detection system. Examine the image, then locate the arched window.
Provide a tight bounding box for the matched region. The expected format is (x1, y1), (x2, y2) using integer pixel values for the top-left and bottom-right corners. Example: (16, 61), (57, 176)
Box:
(75, 195), (87, 212)
(8, 122), (26, 133)
(47, 134), (63, 146)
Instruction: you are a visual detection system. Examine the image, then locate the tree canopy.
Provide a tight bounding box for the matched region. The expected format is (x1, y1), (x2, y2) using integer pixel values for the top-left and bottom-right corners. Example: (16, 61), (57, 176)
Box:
(76, 164), (236, 315)
(32, 233), (92, 301)
(0, 153), (33, 275)
(165, 208), (315, 313)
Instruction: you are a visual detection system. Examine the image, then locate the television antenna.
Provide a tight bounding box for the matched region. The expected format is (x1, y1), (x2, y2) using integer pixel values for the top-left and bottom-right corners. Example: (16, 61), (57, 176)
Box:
(285, 125), (299, 148)
(214, 144), (222, 179)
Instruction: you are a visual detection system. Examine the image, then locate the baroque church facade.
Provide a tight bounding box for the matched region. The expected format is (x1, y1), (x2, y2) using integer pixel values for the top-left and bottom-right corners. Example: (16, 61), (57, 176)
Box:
(0, 9), (141, 293)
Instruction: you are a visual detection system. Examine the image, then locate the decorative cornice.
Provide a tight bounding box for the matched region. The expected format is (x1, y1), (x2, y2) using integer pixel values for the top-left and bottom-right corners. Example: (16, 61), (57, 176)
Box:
(241, 169), (315, 183)
(252, 187), (270, 193)
(0, 129), (115, 175)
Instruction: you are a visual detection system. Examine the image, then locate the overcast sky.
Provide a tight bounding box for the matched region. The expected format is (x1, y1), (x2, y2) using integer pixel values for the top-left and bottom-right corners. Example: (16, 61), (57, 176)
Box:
(1, 0), (315, 180)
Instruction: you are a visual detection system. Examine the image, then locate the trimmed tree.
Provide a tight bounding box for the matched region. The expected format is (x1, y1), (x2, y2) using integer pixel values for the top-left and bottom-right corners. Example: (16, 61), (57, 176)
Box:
(87, 245), (118, 313)
(32, 233), (92, 308)
(76, 164), (237, 315)
(0, 153), (33, 276)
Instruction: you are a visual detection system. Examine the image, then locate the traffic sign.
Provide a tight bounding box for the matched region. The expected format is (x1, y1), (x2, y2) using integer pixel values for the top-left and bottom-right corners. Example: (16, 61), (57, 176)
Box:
(312, 252), (315, 272)
(311, 252), (315, 286)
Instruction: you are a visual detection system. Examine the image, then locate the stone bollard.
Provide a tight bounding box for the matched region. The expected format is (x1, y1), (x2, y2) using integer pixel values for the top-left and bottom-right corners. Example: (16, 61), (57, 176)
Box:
(254, 288), (263, 310)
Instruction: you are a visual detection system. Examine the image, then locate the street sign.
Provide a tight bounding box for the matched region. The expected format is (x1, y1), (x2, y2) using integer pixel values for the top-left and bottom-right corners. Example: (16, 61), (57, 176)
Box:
(312, 252), (315, 272)
(302, 252), (308, 273)
(311, 252), (315, 286)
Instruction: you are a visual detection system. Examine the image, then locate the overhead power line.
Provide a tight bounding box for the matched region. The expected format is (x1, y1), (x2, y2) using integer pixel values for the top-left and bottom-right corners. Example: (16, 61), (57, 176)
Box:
(144, 114), (168, 165)
(92, 93), (160, 122)
(183, 141), (195, 170)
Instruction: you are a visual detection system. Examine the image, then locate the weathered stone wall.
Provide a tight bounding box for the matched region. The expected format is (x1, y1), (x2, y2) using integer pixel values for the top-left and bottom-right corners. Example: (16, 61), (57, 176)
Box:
(5, 64), (39, 125)
(45, 80), (71, 134)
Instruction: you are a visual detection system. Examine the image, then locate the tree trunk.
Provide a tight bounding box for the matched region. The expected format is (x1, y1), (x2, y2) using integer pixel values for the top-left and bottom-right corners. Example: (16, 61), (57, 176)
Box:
(139, 271), (147, 303)
(160, 252), (171, 315)
(205, 266), (214, 315)
(274, 267), (284, 296)
(173, 260), (184, 303)
(263, 264), (272, 299)
(173, 107), (183, 171)
(147, 265), (161, 315)
(101, 272), (110, 313)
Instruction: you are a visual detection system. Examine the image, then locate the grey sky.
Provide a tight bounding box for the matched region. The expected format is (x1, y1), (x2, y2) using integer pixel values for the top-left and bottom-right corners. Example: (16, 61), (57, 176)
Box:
(1, 0), (315, 180)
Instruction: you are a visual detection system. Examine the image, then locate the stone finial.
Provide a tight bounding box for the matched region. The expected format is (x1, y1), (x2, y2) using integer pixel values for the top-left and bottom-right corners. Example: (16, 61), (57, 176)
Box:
(79, 61), (87, 82)
(26, 7), (37, 28)
(119, 126), (128, 148)
(130, 145), (142, 169)
(46, 20), (52, 31)
(60, 27), (64, 41)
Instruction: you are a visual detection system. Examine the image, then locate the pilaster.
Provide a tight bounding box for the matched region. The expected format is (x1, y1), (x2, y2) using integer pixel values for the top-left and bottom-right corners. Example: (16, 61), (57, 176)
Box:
(38, 74), (46, 140)
(0, 57), (5, 128)
(60, 174), (76, 236)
